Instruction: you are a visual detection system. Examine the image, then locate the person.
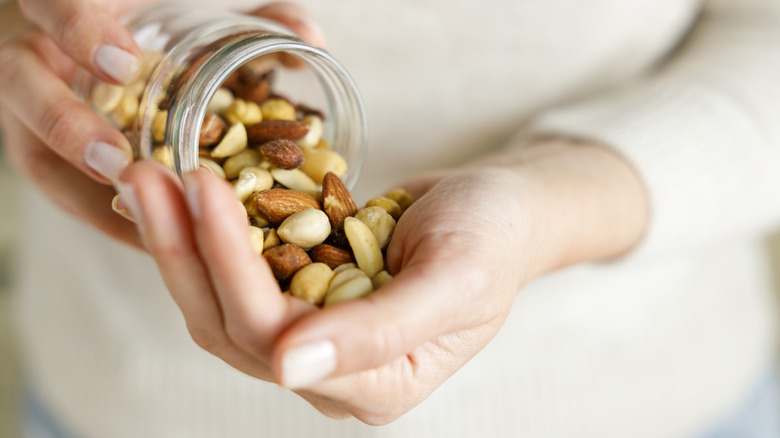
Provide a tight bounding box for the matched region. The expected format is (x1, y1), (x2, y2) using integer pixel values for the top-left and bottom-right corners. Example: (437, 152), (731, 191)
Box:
(1, 0), (779, 437)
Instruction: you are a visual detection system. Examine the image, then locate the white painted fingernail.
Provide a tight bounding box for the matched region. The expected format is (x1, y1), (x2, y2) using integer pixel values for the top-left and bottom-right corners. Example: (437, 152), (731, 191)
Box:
(115, 182), (142, 224)
(84, 141), (131, 182)
(182, 172), (201, 220)
(281, 340), (336, 389)
(111, 194), (136, 223)
(96, 45), (139, 84)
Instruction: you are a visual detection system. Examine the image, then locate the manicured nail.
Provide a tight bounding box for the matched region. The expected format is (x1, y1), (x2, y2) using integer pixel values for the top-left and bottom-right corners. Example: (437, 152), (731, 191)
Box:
(182, 172), (201, 220)
(95, 45), (139, 84)
(281, 340), (336, 389)
(84, 141), (131, 182)
(115, 182), (142, 224)
(111, 194), (136, 223)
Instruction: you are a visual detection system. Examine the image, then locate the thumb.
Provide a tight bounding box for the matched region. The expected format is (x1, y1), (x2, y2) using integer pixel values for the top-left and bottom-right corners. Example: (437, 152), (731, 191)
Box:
(20, 0), (143, 85)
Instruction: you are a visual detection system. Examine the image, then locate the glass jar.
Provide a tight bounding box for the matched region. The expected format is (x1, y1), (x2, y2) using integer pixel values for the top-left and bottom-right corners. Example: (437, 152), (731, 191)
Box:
(73, 4), (368, 189)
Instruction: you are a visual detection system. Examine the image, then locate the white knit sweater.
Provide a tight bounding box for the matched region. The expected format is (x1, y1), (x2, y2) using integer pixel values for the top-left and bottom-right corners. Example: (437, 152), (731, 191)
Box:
(12, 0), (780, 437)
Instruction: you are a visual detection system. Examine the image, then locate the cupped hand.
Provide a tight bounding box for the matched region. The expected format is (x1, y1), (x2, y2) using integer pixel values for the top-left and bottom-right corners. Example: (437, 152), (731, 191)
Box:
(118, 158), (537, 424)
(0, 1), (324, 248)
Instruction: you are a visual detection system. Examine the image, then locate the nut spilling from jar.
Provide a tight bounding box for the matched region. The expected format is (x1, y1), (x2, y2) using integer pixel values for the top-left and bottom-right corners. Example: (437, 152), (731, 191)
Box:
(96, 55), (413, 307)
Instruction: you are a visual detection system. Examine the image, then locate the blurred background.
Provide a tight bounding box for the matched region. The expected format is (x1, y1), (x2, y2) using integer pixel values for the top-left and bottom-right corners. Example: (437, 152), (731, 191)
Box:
(0, 152), (779, 437)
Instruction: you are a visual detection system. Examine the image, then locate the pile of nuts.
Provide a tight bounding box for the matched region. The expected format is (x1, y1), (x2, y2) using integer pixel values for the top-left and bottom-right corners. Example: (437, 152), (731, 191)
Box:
(92, 56), (413, 307)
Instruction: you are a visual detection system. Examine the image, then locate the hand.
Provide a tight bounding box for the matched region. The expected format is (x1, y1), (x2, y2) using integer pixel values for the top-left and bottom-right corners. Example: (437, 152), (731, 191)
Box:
(117, 139), (648, 424)
(0, 1), (324, 248)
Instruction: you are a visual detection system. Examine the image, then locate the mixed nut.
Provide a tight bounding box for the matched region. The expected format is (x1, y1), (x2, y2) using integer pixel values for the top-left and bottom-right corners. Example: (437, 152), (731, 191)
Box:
(93, 55), (413, 307)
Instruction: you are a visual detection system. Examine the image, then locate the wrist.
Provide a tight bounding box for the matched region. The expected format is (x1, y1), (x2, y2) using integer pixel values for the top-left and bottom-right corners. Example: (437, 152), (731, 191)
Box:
(487, 138), (649, 277)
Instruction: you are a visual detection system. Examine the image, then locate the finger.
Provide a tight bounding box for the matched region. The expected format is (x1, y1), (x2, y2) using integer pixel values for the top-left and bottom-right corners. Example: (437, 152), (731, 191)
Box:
(120, 160), (277, 381)
(181, 168), (315, 360)
(271, 238), (492, 389)
(1, 112), (142, 248)
(18, 0), (141, 84)
(0, 37), (132, 184)
(249, 2), (326, 68)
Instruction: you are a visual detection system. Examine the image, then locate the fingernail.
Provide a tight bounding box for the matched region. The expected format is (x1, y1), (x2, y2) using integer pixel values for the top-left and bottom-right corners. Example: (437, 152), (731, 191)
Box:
(111, 194), (136, 223)
(281, 340), (336, 389)
(182, 172), (201, 220)
(115, 182), (142, 224)
(95, 45), (139, 84)
(84, 141), (131, 182)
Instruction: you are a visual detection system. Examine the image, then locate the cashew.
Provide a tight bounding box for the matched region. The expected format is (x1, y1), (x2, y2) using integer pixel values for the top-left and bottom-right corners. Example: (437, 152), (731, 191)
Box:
(222, 149), (263, 179)
(344, 217), (384, 277)
(365, 196), (402, 220)
(240, 167), (273, 190)
(277, 208), (331, 251)
(224, 98), (262, 125)
(296, 115), (323, 149)
(91, 81), (125, 113)
(324, 276), (373, 306)
(270, 168), (319, 197)
(372, 270), (393, 290)
(207, 88), (235, 116)
(248, 226), (265, 255)
(354, 206), (396, 250)
(260, 98), (296, 121)
(233, 170), (262, 202)
(198, 157), (227, 179)
(300, 148), (348, 184)
(289, 263), (334, 306)
(210, 122), (248, 158)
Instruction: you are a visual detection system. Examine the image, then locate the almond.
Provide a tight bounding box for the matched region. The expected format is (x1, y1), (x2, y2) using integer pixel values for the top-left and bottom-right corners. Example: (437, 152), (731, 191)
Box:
(263, 244), (312, 282)
(310, 244), (355, 269)
(252, 188), (320, 225)
(199, 112), (226, 147)
(322, 172), (357, 228)
(233, 79), (270, 104)
(259, 139), (304, 170)
(247, 120), (309, 144)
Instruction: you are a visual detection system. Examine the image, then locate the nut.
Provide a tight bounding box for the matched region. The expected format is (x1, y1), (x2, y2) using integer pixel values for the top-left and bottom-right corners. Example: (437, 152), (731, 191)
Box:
(260, 98), (296, 121)
(296, 115), (323, 149)
(332, 262), (357, 274)
(259, 139), (304, 170)
(310, 244), (355, 269)
(328, 267), (368, 292)
(354, 206), (396, 250)
(207, 88), (235, 115)
(276, 209), (331, 251)
(225, 99), (263, 125)
(324, 226), (350, 249)
(198, 158), (227, 179)
(365, 196), (402, 220)
(91, 81), (124, 113)
(252, 188), (320, 226)
(344, 217), (384, 277)
(233, 169), (264, 202)
(322, 172), (357, 228)
(244, 198), (270, 228)
(372, 270), (393, 290)
(211, 122), (248, 158)
(246, 120), (309, 144)
(270, 168), (319, 197)
(240, 167), (274, 190)
(263, 244), (312, 282)
(152, 146), (174, 168)
(233, 79), (270, 104)
(152, 110), (168, 143)
(199, 112), (226, 147)
(248, 226), (265, 255)
(289, 263), (333, 306)
(324, 275), (373, 306)
(300, 148), (348, 184)
(222, 149), (263, 179)
(263, 228), (281, 251)
(110, 97), (139, 129)
(385, 188), (414, 212)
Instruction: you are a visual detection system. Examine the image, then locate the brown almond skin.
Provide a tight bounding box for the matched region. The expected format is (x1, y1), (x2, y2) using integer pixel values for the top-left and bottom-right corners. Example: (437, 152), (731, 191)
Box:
(253, 188), (320, 225)
(322, 172), (358, 228)
(233, 79), (270, 104)
(310, 244), (355, 269)
(259, 139), (305, 170)
(263, 244), (312, 282)
(247, 120), (309, 144)
(199, 112), (226, 147)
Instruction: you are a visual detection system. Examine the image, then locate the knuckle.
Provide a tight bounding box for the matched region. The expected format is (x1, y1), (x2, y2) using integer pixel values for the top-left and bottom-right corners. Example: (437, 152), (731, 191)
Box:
(57, 5), (90, 49)
(224, 318), (265, 355)
(188, 325), (224, 355)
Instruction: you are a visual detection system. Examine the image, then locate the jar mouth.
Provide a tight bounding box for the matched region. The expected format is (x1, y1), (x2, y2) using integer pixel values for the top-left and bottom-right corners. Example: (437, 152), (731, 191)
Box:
(147, 31), (368, 191)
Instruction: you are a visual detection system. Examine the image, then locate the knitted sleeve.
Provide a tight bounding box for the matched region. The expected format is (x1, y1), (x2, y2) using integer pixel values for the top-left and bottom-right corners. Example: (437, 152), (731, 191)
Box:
(529, 0), (780, 259)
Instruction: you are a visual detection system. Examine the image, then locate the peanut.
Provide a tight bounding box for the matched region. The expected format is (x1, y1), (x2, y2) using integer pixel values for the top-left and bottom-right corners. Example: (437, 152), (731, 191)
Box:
(277, 209), (331, 251)
(289, 263), (333, 305)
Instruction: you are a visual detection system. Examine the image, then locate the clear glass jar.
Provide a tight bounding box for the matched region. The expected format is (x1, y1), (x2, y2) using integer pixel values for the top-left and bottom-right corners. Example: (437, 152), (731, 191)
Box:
(73, 4), (368, 189)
